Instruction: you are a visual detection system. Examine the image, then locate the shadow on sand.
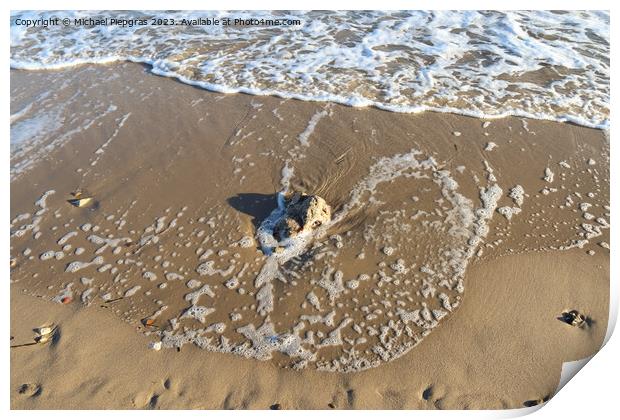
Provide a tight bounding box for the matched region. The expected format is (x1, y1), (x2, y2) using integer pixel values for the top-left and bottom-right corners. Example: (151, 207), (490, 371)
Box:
(227, 192), (279, 229)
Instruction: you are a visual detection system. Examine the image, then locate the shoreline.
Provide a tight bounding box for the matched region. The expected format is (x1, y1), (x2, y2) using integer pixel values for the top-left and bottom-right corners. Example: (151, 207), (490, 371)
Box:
(10, 62), (610, 409)
(9, 62), (610, 131)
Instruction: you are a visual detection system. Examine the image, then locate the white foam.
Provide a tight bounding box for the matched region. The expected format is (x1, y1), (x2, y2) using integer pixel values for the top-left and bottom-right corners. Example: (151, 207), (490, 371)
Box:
(88, 113), (131, 168)
(280, 163), (295, 191)
(10, 11), (609, 129)
(65, 256), (104, 273)
(235, 320), (315, 362)
(484, 142), (498, 152)
(181, 305), (216, 323)
(57, 231), (77, 245)
(544, 167), (555, 183)
(298, 110), (328, 147)
(185, 284), (215, 305)
(124, 285), (141, 297)
(497, 206), (522, 220)
(508, 185), (526, 206)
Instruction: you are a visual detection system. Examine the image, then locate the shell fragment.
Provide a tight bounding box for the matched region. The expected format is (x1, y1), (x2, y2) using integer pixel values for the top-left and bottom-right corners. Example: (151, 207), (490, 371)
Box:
(67, 190), (93, 207)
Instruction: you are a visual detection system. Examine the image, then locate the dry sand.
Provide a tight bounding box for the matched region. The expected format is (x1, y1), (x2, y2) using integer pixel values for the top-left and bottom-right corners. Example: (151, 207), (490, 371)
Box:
(10, 62), (610, 409)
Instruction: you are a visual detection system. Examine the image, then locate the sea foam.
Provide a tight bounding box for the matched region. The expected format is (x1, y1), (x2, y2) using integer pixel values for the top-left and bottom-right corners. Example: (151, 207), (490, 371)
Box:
(10, 10), (609, 129)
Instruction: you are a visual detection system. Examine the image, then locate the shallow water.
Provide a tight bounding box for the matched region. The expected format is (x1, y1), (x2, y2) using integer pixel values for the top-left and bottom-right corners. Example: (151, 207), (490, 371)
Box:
(10, 10), (609, 128)
(10, 150), (487, 371)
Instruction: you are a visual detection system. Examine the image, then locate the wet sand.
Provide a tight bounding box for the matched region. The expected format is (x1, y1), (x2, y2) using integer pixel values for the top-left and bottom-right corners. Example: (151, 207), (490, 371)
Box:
(10, 62), (610, 409)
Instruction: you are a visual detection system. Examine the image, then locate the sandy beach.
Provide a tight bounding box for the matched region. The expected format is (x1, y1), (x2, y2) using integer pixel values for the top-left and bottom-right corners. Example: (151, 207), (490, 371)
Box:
(10, 61), (609, 409)
(10, 249), (608, 409)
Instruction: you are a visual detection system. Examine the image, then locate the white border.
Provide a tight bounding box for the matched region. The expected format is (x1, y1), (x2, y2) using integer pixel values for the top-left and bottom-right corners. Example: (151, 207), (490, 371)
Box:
(4, 1), (617, 419)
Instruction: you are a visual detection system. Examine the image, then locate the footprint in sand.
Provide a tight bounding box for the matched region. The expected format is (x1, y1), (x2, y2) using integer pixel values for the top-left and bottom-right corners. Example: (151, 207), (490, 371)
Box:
(346, 389), (355, 407)
(17, 383), (42, 398)
(147, 394), (160, 409)
(523, 395), (550, 407)
(422, 385), (434, 401)
(135, 377), (173, 409)
(327, 388), (356, 409)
